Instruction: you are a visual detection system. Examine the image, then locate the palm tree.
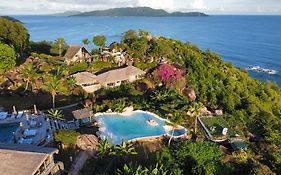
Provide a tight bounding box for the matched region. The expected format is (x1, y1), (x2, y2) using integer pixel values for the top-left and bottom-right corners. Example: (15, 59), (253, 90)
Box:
(187, 102), (204, 133)
(47, 109), (64, 120)
(55, 38), (66, 57)
(82, 38), (90, 48)
(150, 89), (171, 103)
(21, 63), (38, 91)
(45, 75), (63, 109)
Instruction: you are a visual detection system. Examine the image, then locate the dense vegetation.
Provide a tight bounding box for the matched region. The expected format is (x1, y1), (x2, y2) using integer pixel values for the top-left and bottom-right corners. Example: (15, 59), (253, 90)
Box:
(0, 19), (280, 174)
(0, 43), (17, 72)
(54, 130), (80, 147)
(72, 7), (207, 17)
(87, 30), (280, 174)
(0, 17), (29, 55)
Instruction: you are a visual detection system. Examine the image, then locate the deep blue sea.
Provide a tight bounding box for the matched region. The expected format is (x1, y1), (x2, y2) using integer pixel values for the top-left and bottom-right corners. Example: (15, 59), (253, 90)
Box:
(14, 15), (281, 86)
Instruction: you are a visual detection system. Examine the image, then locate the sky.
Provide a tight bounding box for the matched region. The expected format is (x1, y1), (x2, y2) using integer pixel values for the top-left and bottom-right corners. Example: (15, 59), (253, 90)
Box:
(0, 0), (281, 15)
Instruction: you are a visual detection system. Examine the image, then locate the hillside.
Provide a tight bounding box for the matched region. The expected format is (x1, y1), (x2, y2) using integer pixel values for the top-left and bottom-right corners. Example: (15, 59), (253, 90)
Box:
(50, 11), (81, 16)
(72, 7), (207, 17)
(0, 16), (22, 23)
(1, 24), (280, 174)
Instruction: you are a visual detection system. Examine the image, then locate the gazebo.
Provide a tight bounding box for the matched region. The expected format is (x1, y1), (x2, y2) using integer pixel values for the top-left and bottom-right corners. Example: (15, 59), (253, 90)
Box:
(72, 108), (94, 126)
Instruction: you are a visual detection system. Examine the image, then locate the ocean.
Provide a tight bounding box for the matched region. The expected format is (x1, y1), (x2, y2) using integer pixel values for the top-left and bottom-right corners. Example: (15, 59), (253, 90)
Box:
(13, 15), (281, 86)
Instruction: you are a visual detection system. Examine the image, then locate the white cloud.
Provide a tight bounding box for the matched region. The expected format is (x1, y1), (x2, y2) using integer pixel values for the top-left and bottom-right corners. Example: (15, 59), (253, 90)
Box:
(132, 0), (175, 11)
(191, 0), (207, 10)
(0, 0), (281, 15)
(257, 6), (263, 13)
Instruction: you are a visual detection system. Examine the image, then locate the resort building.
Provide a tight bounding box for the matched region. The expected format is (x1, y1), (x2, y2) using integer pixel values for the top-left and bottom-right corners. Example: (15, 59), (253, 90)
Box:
(64, 45), (92, 65)
(0, 143), (64, 175)
(100, 48), (127, 65)
(72, 72), (101, 93)
(73, 65), (146, 92)
(96, 65), (146, 87)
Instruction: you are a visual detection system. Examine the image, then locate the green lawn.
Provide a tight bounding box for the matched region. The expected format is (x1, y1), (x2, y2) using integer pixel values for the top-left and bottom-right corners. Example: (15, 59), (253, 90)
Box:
(200, 116), (237, 137)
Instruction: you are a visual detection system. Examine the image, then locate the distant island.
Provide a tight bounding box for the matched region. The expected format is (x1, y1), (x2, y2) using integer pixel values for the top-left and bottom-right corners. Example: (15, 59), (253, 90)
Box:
(70, 7), (208, 17)
(50, 11), (82, 16)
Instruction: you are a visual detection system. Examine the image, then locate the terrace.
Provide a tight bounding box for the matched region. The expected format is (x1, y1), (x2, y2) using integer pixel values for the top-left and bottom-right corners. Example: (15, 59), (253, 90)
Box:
(198, 115), (240, 142)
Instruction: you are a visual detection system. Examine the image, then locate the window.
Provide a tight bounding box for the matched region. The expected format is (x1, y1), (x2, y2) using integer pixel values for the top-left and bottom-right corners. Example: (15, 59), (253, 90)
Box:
(107, 83), (115, 87)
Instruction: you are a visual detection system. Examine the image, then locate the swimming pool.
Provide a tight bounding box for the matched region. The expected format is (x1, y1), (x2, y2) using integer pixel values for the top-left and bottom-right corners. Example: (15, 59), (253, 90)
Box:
(0, 124), (18, 143)
(95, 110), (186, 145)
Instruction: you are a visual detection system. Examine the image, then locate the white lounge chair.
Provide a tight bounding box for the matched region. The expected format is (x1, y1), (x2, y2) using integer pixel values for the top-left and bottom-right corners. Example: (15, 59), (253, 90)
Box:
(24, 129), (37, 137)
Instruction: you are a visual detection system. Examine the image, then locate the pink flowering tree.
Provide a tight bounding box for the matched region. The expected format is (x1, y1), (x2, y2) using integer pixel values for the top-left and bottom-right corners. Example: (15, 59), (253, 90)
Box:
(156, 64), (184, 88)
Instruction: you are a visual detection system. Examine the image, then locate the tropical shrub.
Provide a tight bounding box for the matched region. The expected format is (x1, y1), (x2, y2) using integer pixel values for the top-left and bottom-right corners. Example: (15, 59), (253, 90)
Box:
(0, 17), (29, 54)
(54, 130), (79, 147)
(69, 62), (88, 74)
(0, 43), (17, 71)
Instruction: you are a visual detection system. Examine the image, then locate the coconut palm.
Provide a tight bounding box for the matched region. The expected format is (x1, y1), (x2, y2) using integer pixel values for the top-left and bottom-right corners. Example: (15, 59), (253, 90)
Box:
(187, 102), (204, 133)
(82, 38), (90, 48)
(45, 75), (63, 109)
(47, 109), (64, 120)
(21, 63), (38, 91)
(55, 38), (66, 57)
(187, 102), (204, 117)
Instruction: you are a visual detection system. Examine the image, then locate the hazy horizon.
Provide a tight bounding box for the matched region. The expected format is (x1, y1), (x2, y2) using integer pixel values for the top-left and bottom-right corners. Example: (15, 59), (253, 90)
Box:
(0, 0), (281, 15)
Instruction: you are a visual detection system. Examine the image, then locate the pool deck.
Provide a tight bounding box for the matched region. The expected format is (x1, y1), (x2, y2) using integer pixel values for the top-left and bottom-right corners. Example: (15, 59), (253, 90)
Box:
(0, 117), (25, 125)
(0, 111), (53, 146)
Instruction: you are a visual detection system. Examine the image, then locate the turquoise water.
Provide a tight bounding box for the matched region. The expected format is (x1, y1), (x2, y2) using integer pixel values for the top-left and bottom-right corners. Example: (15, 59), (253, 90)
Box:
(169, 129), (186, 136)
(13, 15), (281, 86)
(0, 124), (18, 143)
(96, 111), (166, 144)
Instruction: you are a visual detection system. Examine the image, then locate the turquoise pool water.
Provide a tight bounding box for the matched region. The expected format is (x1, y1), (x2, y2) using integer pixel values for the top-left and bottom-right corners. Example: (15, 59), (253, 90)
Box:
(168, 128), (187, 136)
(0, 124), (18, 143)
(95, 110), (167, 145)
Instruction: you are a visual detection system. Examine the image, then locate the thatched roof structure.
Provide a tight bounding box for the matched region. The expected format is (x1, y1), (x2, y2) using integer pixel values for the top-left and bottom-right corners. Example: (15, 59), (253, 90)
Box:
(64, 45), (92, 65)
(72, 72), (97, 85)
(0, 143), (58, 175)
(64, 45), (81, 59)
(96, 65), (145, 84)
(72, 108), (93, 120)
